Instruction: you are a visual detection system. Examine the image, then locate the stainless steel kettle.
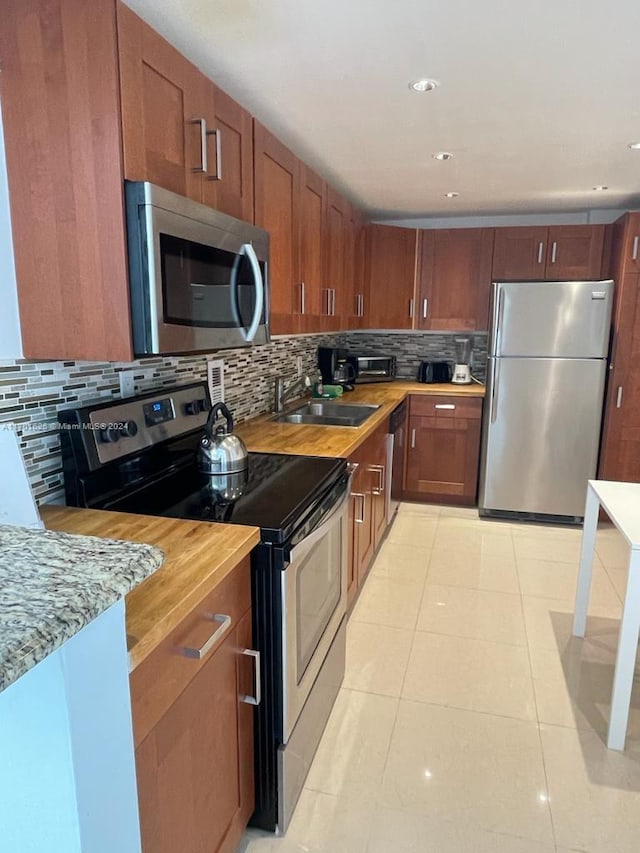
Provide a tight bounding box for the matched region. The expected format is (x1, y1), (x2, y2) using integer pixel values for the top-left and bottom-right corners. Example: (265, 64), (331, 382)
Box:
(198, 402), (248, 474)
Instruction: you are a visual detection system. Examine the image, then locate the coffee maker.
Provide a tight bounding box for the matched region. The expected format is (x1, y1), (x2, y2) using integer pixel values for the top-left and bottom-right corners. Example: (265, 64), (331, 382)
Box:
(317, 347), (356, 391)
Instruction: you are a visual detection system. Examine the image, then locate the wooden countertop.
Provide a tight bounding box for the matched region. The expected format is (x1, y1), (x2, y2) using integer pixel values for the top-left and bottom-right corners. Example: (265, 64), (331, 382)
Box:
(237, 380), (485, 458)
(40, 506), (260, 670)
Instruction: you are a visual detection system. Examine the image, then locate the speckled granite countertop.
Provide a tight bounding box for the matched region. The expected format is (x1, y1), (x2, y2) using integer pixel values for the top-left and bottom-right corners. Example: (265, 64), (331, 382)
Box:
(0, 523), (164, 693)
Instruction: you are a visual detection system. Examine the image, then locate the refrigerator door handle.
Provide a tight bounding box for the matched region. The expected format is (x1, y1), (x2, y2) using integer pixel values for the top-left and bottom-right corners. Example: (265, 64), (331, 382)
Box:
(495, 288), (505, 354)
(490, 359), (501, 424)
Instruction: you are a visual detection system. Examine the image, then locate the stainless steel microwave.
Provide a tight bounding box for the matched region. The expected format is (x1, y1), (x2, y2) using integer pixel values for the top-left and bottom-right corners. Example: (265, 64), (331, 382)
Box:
(125, 181), (269, 355)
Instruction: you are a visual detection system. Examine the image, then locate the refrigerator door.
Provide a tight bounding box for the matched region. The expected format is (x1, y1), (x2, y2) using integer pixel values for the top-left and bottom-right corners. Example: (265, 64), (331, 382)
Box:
(479, 356), (607, 518)
(490, 280), (613, 358)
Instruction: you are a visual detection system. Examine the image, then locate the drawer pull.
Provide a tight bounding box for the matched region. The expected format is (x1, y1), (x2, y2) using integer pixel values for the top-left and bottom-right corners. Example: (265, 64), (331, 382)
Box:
(537, 241), (544, 264)
(241, 648), (261, 706)
(352, 492), (366, 523)
(205, 127), (222, 181)
(191, 117), (208, 174)
(182, 613), (231, 660)
(369, 463), (385, 495)
(435, 403), (455, 410)
(616, 386), (623, 408)
(633, 236), (639, 261)
(550, 241), (558, 264)
(410, 428), (416, 449)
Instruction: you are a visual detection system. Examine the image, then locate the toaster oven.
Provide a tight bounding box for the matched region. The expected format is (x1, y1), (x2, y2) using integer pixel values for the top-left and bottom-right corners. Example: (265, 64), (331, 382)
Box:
(347, 354), (396, 383)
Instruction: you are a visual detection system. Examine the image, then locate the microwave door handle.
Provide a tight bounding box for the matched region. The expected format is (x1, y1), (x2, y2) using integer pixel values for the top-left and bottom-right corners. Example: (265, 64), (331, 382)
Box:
(239, 242), (264, 342)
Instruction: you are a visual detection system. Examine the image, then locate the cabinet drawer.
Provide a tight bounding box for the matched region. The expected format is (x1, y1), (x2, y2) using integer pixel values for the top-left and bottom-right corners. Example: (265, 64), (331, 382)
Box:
(410, 395), (483, 420)
(130, 556), (251, 747)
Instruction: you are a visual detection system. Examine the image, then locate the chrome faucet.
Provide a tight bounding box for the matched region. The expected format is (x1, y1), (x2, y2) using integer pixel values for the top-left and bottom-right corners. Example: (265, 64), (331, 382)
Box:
(273, 374), (312, 414)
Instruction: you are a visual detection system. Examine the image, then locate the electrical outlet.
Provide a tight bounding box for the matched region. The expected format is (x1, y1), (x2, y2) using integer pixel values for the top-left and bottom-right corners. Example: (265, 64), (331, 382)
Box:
(296, 356), (303, 376)
(119, 372), (135, 398)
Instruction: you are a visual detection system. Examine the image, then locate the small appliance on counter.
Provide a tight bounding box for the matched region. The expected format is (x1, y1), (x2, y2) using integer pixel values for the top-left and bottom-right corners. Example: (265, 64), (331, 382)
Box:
(346, 353), (396, 384)
(451, 337), (473, 385)
(418, 361), (452, 383)
(317, 347), (356, 391)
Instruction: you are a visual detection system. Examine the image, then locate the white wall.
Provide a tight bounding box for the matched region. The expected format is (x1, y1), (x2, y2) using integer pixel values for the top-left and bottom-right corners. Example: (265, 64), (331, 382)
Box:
(0, 102), (23, 359)
(375, 209), (630, 229)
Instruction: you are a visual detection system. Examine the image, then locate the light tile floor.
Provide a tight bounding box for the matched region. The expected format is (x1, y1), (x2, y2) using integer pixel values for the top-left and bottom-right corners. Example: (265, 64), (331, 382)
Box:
(241, 503), (640, 853)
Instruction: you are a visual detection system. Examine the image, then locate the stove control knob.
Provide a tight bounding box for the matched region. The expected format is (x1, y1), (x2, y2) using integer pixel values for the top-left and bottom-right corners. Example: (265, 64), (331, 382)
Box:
(99, 427), (121, 444)
(122, 419), (138, 438)
(184, 398), (207, 415)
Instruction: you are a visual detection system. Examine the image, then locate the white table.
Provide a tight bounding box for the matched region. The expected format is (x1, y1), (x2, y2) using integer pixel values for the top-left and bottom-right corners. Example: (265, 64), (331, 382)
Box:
(573, 479), (640, 750)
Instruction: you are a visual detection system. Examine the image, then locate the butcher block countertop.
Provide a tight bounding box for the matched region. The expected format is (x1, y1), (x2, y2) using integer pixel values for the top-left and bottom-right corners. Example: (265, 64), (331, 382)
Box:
(40, 506), (260, 670)
(237, 380), (485, 458)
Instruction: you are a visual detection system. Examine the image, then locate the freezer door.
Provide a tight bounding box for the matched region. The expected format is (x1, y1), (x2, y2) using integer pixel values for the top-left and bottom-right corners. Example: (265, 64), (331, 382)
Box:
(479, 356), (607, 518)
(489, 280), (613, 358)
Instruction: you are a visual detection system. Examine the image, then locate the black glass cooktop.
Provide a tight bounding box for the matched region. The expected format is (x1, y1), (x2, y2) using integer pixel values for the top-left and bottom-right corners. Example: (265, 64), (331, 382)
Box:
(105, 452), (346, 545)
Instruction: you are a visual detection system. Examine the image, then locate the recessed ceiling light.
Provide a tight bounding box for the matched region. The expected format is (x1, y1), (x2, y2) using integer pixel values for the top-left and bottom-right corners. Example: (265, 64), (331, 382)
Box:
(433, 151), (453, 161)
(445, 191), (459, 198)
(408, 78), (439, 93)
(592, 185), (608, 191)
(628, 142), (640, 150)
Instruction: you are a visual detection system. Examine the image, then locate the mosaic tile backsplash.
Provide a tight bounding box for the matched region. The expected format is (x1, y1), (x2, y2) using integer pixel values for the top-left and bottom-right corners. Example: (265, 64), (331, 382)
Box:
(0, 330), (485, 505)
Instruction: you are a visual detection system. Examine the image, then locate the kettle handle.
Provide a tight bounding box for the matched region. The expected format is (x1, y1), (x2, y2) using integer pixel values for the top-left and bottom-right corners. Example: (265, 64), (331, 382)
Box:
(205, 402), (234, 438)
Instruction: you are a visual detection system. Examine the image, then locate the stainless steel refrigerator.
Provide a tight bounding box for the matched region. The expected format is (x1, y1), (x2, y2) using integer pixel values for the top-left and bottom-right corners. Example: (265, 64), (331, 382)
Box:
(478, 280), (613, 521)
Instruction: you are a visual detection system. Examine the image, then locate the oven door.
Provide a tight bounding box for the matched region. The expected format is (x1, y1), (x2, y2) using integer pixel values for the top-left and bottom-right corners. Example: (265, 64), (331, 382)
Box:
(281, 485), (349, 743)
(126, 181), (270, 355)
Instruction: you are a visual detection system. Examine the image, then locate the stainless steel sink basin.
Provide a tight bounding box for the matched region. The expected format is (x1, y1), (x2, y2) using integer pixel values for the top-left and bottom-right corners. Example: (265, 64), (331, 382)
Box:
(274, 401), (380, 427)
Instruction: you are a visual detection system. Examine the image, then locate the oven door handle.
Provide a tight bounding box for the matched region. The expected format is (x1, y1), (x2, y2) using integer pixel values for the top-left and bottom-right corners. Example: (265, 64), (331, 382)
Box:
(289, 483), (350, 564)
(237, 242), (264, 342)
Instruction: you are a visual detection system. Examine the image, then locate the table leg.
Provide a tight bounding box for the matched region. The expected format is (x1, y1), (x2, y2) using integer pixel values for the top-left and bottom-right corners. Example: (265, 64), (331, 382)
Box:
(607, 549), (640, 750)
(572, 486), (599, 638)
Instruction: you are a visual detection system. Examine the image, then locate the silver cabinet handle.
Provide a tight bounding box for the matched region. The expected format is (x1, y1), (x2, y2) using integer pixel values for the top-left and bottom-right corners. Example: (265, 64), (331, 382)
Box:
(205, 127), (222, 180)
(551, 241), (558, 263)
(410, 428), (416, 448)
(422, 298), (428, 319)
(537, 241), (544, 264)
(369, 464), (385, 495)
(409, 299), (414, 319)
(241, 648), (261, 706)
(616, 386), (623, 408)
(323, 288), (330, 315)
(300, 281), (306, 314)
(435, 403), (455, 410)
(347, 461), (360, 476)
(331, 288), (336, 316)
(633, 236), (639, 261)
(182, 613), (231, 659)
(191, 117), (208, 173)
(360, 294), (365, 317)
(352, 492), (366, 523)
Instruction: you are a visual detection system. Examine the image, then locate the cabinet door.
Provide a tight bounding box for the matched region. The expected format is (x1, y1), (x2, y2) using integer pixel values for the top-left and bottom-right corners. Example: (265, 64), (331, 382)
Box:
(366, 225), (417, 329)
(135, 614), (254, 853)
(323, 189), (347, 330)
(1, 0), (133, 361)
(253, 122), (300, 334)
(546, 225), (605, 280)
(117, 2), (206, 201)
(201, 85), (254, 221)
(352, 453), (374, 588)
(404, 397), (482, 505)
(369, 426), (389, 549)
(298, 165), (326, 333)
(624, 213), (640, 274)
(492, 227), (548, 280)
(417, 229), (494, 330)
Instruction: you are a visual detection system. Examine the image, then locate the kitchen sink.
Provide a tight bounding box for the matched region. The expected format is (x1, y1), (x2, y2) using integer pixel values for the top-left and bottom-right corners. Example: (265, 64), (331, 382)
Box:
(274, 401), (380, 427)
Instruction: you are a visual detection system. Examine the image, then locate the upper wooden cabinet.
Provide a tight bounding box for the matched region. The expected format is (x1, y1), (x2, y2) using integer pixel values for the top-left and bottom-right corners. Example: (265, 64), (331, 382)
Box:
(118, 4), (254, 221)
(253, 122), (300, 335)
(416, 229), (494, 331)
(297, 165), (326, 333)
(1, 0), (133, 361)
(323, 189), (348, 330)
(365, 224), (417, 329)
(492, 225), (606, 281)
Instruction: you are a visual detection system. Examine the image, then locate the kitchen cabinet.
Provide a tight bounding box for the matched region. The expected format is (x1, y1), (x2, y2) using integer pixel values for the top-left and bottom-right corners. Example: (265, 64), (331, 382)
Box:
(416, 228), (495, 331)
(118, 4), (254, 221)
(365, 224), (418, 329)
(322, 188), (348, 330)
(347, 420), (390, 606)
(599, 213), (640, 483)
(253, 122), (301, 335)
(403, 395), (482, 505)
(297, 164), (327, 333)
(492, 225), (606, 281)
(1, 0), (133, 361)
(131, 557), (256, 853)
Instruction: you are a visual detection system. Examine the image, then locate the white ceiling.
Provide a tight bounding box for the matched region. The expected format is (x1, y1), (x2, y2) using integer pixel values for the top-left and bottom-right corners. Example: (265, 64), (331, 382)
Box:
(124, 0), (640, 220)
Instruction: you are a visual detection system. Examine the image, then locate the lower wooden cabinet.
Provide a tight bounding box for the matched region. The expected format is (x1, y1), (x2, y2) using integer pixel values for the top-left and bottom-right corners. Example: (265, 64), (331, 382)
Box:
(131, 557), (256, 853)
(347, 421), (390, 607)
(403, 395), (482, 505)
